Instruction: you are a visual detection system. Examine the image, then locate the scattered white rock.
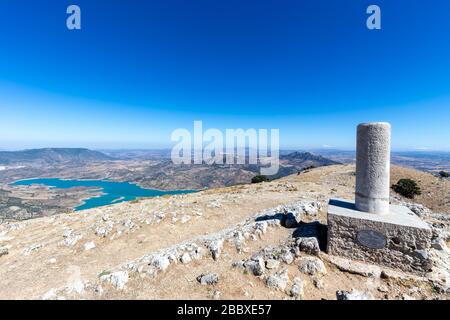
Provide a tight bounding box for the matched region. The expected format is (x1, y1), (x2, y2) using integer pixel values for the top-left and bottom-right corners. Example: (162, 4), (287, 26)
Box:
(281, 251), (294, 264)
(84, 241), (96, 251)
(255, 221), (268, 234)
(0, 247), (8, 257)
(62, 229), (73, 238)
(66, 280), (85, 295)
(207, 239), (224, 261)
(212, 290), (221, 300)
(95, 222), (113, 238)
(431, 238), (449, 252)
(42, 288), (57, 300)
(190, 246), (204, 260)
(180, 252), (192, 264)
(301, 201), (321, 216)
(49, 258), (57, 264)
(297, 237), (320, 256)
(63, 232), (82, 247)
(123, 218), (134, 229)
(152, 255), (171, 271)
(266, 269), (289, 291)
(100, 271), (129, 290)
(298, 257), (327, 276)
(94, 285), (104, 296)
(290, 277), (304, 298)
(380, 268), (424, 282)
(180, 215), (191, 224)
(21, 244), (42, 256)
(197, 273), (219, 285)
(207, 200), (222, 208)
(265, 259), (280, 270)
(313, 277), (325, 289)
(244, 257), (266, 276)
(336, 289), (374, 300)
(404, 203), (432, 217)
(377, 285), (389, 293)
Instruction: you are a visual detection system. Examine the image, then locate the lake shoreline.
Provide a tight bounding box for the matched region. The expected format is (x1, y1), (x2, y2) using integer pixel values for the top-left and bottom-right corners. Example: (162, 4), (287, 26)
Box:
(11, 178), (197, 211)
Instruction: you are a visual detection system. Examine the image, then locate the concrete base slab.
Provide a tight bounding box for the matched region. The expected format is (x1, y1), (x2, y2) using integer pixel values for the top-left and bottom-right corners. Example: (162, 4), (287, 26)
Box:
(327, 199), (432, 273)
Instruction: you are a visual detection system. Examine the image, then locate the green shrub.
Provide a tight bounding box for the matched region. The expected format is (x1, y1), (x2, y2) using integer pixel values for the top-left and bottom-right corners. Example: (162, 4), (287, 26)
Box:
(439, 171), (449, 178)
(251, 175), (270, 183)
(392, 178), (421, 199)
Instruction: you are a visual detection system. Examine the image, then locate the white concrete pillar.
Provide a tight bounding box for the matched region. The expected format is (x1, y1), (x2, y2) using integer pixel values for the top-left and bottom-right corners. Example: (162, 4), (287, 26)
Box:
(355, 122), (391, 214)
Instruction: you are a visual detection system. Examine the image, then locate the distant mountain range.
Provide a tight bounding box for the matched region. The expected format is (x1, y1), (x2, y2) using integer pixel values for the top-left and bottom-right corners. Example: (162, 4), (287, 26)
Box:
(0, 148), (113, 165)
(280, 151), (337, 165)
(0, 148), (340, 190)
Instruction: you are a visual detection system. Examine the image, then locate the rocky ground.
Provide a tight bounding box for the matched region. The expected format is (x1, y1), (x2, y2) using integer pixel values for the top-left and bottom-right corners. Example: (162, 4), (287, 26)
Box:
(0, 184), (98, 220)
(0, 164), (449, 300)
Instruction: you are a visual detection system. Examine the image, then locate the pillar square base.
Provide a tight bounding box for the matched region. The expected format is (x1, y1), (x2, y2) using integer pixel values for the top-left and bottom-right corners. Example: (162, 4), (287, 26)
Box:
(327, 199), (432, 273)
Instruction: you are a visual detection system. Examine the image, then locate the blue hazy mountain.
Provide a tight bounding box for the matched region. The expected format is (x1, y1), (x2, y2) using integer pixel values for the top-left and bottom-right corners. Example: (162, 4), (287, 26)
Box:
(0, 148), (113, 165)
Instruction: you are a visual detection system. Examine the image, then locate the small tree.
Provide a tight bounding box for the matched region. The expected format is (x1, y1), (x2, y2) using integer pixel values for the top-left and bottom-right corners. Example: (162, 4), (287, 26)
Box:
(392, 178), (421, 199)
(251, 175), (270, 183)
(439, 171), (449, 178)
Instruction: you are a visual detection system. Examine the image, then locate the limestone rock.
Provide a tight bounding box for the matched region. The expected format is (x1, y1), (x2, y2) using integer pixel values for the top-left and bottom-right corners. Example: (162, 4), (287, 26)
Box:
(301, 201), (321, 216)
(265, 259), (280, 270)
(283, 201), (322, 227)
(265, 269), (289, 291)
(281, 251), (294, 264)
(100, 271), (129, 290)
(62, 229), (82, 247)
(328, 256), (381, 277)
(197, 273), (219, 285)
(22, 243), (42, 256)
(180, 215), (191, 224)
(377, 285), (389, 293)
(244, 257), (266, 276)
(0, 247), (8, 257)
(431, 238), (449, 252)
(123, 218), (134, 229)
(152, 255), (171, 271)
(336, 289), (374, 300)
(290, 277), (304, 298)
(404, 203), (432, 217)
(42, 288), (57, 300)
(297, 237), (320, 256)
(298, 257), (327, 276)
(313, 277), (325, 289)
(84, 241), (96, 251)
(95, 221), (113, 238)
(66, 280), (85, 295)
(180, 252), (192, 264)
(207, 239), (224, 261)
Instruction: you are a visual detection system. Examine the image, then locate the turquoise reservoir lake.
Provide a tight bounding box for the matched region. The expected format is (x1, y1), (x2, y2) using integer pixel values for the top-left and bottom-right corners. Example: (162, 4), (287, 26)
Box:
(12, 178), (196, 211)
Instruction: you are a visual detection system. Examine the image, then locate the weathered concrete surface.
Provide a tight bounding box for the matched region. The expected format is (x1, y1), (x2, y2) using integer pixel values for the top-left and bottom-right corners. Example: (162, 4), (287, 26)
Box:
(355, 122), (391, 214)
(327, 199), (432, 273)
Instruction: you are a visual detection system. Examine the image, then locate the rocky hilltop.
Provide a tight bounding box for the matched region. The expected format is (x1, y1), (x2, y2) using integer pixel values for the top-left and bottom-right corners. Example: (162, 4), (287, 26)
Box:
(0, 164), (449, 300)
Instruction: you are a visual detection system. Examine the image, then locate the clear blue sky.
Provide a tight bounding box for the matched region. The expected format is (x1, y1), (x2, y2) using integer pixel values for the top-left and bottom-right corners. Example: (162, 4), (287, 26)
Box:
(0, 0), (449, 150)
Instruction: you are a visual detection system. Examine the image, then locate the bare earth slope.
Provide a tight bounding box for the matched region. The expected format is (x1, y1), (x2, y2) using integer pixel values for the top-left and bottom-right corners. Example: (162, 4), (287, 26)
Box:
(0, 164), (449, 300)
